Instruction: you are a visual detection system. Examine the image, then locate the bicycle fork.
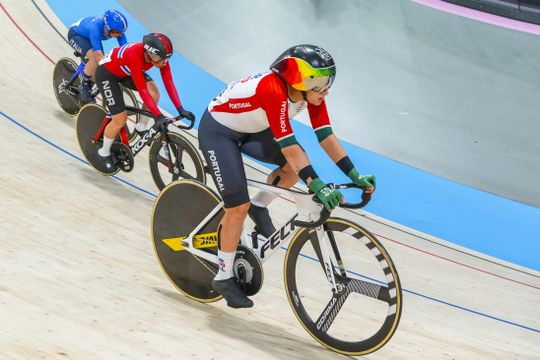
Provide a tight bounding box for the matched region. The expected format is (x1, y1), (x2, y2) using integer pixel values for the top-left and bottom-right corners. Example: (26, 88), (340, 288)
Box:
(314, 226), (342, 293)
(160, 136), (181, 175)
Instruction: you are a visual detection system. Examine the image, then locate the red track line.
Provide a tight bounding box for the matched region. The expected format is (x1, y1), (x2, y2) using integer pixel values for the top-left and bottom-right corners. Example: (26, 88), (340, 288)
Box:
(5, 1), (539, 291)
(374, 232), (540, 291)
(0, 2), (55, 64)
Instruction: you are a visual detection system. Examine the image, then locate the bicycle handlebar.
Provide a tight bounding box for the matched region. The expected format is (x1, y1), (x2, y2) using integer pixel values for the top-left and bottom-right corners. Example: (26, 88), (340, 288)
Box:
(294, 208), (331, 228)
(293, 183), (372, 228)
(170, 115), (195, 130)
(123, 107), (195, 131)
(333, 183), (373, 209)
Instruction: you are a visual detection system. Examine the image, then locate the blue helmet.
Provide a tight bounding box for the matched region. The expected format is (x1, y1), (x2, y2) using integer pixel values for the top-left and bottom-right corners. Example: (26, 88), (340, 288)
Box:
(103, 9), (128, 33)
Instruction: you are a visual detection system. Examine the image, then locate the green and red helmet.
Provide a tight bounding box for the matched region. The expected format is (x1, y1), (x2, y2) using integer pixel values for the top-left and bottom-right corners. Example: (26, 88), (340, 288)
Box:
(270, 44), (336, 92)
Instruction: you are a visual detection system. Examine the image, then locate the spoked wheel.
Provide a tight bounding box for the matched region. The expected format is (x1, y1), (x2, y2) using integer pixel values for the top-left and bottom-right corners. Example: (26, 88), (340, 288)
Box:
(76, 104), (120, 176)
(102, 86), (140, 142)
(52, 57), (82, 115)
(152, 180), (224, 302)
(284, 217), (402, 356)
(148, 132), (206, 190)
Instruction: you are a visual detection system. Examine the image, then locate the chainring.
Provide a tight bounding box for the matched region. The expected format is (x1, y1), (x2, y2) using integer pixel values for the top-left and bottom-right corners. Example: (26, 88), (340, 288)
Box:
(111, 142), (134, 172)
(234, 244), (264, 296)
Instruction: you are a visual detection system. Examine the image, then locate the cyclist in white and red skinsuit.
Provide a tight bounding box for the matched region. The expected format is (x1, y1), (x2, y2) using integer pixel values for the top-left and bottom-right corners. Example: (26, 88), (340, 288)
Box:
(198, 44), (376, 308)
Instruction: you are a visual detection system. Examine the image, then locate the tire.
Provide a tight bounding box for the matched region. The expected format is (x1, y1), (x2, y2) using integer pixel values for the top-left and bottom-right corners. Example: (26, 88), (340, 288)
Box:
(151, 180), (224, 302)
(76, 103), (120, 176)
(53, 57), (82, 115)
(101, 86), (140, 142)
(148, 132), (206, 190)
(284, 217), (402, 356)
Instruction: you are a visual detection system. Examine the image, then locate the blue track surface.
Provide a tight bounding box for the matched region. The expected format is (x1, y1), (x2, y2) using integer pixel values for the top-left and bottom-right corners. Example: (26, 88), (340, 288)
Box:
(46, 0), (540, 270)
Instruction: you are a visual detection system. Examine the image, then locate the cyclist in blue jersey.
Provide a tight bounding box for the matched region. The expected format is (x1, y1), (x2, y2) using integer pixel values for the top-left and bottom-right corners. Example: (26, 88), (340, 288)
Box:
(67, 9), (128, 104)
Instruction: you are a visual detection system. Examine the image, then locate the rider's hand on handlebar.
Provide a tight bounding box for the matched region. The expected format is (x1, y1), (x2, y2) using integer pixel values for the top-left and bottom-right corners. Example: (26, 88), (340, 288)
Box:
(348, 169), (376, 193)
(177, 106), (195, 122)
(155, 114), (168, 129)
(308, 178), (343, 211)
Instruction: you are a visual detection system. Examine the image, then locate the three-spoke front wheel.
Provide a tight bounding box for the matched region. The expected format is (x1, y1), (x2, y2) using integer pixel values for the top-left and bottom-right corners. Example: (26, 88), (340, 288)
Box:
(284, 217), (403, 356)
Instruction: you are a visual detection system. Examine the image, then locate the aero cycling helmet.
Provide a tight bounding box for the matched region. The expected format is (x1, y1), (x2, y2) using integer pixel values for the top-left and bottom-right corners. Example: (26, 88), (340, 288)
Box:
(143, 33), (174, 59)
(103, 9), (128, 33)
(270, 44), (336, 92)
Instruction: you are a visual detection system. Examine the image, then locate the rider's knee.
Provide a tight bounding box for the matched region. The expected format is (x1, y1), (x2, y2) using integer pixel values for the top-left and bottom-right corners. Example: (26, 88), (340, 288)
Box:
(281, 162), (294, 174)
(111, 111), (128, 126)
(147, 81), (160, 102)
(280, 163), (300, 181)
(224, 202), (250, 219)
(85, 50), (97, 62)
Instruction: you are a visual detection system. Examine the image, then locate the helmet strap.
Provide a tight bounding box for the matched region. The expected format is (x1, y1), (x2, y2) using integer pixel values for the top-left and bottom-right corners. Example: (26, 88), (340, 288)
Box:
(301, 91), (307, 101)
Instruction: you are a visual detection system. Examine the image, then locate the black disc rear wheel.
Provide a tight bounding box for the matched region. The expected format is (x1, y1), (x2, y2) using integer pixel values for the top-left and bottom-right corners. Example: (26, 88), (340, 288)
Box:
(284, 217), (402, 356)
(76, 104), (120, 176)
(52, 57), (82, 115)
(152, 180), (224, 302)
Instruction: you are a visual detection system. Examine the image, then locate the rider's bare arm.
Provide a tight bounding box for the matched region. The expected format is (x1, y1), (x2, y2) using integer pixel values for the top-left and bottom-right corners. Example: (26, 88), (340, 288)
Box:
(281, 145), (315, 184)
(319, 134), (347, 163)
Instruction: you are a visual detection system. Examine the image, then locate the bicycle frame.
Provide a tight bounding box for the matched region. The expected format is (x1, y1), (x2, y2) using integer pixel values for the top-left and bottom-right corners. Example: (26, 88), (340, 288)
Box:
(92, 112), (130, 145)
(67, 61), (85, 87)
(176, 179), (341, 289)
(91, 105), (152, 151)
(57, 60), (85, 97)
(59, 55), (97, 97)
(91, 105), (195, 157)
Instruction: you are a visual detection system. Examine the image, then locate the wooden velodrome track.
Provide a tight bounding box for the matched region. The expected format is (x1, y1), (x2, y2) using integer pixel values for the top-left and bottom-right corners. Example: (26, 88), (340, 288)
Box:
(0, 1), (538, 359)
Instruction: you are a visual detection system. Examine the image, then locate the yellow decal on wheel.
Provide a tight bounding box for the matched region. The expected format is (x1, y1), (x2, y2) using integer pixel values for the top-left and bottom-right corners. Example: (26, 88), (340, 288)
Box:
(162, 232), (218, 251)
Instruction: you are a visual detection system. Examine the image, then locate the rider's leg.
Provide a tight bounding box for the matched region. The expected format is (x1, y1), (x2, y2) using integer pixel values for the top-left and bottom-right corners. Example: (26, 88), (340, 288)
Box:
(218, 202), (250, 253)
(95, 111), (127, 172)
(268, 162), (299, 187)
(78, 49), (98, 104)
(199, 110), (254, 308)
(248, 163), (299, 237)
(98, 111), (128, 156)
(67, 30), (95, 104)
(98, 110), (127, 158)
(215, 201), (250, 278)
(241, 129), (299, 237)
(83, 49), (98, 80)
(213, 202), (254, 308)
(251, 162), (299, 207)
(136, 80), (160, 132)
(95, 65), (128, 168)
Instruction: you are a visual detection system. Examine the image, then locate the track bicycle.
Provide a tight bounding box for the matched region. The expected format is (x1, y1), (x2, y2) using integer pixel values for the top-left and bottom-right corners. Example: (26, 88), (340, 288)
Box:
(151, 179), (402, 356)
(52, 52), (140, 140)
(76, 103), (206, 189)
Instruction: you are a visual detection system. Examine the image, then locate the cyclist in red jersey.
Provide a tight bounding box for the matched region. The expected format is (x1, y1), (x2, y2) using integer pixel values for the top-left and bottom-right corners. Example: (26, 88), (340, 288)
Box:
(198, 44), (376, 308)
(94, 33), (195, 172)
